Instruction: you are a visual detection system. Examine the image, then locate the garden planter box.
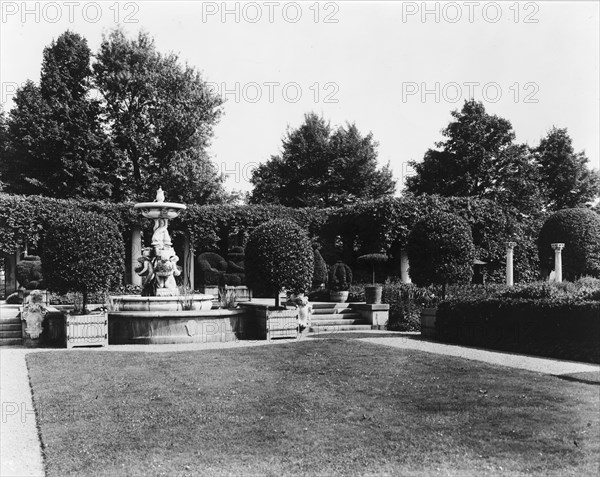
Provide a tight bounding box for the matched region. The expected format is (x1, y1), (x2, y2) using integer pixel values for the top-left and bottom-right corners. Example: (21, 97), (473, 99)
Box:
(240, 303), (298, 340)
(364, 285), (383, 304)
(198, 285), (252, 302)
(329, 291), (349, 303)
(65, 312), (108, 348)
(420, 307), (437, 338)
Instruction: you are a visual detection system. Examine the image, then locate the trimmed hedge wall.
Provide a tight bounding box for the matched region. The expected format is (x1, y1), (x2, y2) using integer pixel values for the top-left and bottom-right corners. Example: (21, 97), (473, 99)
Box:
(436, 298), (600, 363)
(1, 193), (545, 282)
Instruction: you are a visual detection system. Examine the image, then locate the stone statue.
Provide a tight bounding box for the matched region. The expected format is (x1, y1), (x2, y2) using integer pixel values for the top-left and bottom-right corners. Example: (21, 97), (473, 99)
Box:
(155, 187), (165, 203)
(152, 218), (172, 249)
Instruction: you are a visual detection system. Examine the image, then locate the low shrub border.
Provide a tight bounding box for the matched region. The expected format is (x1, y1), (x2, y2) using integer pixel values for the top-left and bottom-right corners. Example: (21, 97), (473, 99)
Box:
(436, 298), (600, 363)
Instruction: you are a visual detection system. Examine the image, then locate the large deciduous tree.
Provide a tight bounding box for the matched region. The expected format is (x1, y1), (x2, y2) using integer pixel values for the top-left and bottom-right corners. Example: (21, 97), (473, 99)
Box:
(405, 100), (599, 213)
(249, 113), (396, 207)
(94, 28), (225, 203)
(4, 32), (115, 199)
(2, 28), (228, 204)
(534, 127), (600, 210)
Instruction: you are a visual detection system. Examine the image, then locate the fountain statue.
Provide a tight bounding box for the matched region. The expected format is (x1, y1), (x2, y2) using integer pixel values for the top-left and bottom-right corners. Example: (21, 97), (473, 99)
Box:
(110, 188), (213, 311)
(133, 187), (185, 296)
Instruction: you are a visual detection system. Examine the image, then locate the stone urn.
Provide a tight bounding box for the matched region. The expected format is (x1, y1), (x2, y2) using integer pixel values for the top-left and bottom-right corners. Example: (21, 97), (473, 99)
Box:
(329, 290), (349, 303)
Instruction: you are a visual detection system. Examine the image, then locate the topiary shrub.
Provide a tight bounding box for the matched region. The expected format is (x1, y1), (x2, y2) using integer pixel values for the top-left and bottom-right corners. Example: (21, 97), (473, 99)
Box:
(328, 261), (353, 291)
(16, 255), (44, 289)
(357, 253), (388, 285)
(312, 247), (327, 288)
(220, 273), (242, 287)
(537, 208), (600, 280)
(196, 252), (228, 272)
(245, 219), (314, 307)
(227, 261), (245, 273)
(406, 211), (475, 298)
(41, 210), (125, 313)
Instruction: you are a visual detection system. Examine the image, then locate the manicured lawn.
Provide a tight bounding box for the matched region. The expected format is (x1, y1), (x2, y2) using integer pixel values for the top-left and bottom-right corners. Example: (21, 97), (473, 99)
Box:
(27, 338), (599, 476)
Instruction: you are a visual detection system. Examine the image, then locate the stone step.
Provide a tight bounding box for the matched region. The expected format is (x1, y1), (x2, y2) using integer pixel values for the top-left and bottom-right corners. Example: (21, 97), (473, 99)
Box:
(311, 307), (353, 315)
(0, 322), (22, 331)
(0, 330), (22, 339)
(0, 337), (23, 346)
(311, 302), (354, 310)
(309, 324), (372, 333)
(310, 313), (363, 321)
(309, 318), (368, 326)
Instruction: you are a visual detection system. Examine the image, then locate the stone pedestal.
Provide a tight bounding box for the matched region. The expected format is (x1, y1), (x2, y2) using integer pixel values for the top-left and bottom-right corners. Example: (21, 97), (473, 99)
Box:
(551, 243), (565, 283)
(505, 242), (516, 287)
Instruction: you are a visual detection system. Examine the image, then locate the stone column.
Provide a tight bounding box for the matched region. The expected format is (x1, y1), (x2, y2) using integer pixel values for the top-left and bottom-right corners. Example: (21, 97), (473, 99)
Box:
(400, 249), (411, 284)
(551, 243), (565, 283)
(183, 234), (195, 289)
(130, 226), (142, 287)
(3, 249), (20, 295)
(505, 242), (516, 287)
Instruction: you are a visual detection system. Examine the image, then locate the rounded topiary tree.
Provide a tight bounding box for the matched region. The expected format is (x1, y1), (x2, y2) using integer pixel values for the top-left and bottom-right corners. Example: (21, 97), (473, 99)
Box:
(328, 261), (353, 291)
(16, 255), (44, 289)
(41, 210), (125, 313)
(537, 208), (600, 280)
(245, 219), (314, 307)
(406, 210), (475, 298)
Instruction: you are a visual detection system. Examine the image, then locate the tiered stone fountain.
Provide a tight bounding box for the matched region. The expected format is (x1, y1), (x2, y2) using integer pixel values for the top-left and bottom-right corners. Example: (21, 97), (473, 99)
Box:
(106, 189), (260, 345)
(110, 188), (213, 311)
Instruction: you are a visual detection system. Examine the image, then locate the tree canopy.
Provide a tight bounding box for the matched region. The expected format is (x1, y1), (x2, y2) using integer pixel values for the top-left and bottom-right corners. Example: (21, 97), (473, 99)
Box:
(1, 29), (227, 204)
(405, 100), (599, 213)
(249, 113), (396, 207)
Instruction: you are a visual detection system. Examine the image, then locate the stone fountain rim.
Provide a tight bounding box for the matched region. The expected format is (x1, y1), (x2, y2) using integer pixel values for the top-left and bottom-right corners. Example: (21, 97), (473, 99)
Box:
(133, 202), (187, 210)
(111, 294), (213, 302)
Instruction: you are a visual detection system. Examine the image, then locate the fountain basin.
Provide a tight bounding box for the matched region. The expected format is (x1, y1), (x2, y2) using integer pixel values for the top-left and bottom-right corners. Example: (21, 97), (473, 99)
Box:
(110, 294), (213, 312)
(108, 309), (259, 344)
(133, 202), (186, 219)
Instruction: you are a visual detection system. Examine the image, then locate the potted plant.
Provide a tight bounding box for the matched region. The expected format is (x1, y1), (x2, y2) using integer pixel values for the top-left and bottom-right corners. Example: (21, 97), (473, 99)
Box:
(357, 253), (388, 304)
(245, 219), (314, 339)
(328, 261), (352, 303)
(41, 210), (125, 348)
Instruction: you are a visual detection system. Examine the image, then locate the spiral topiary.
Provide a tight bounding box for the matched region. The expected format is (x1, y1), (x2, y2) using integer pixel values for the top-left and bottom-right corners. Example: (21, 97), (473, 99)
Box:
(537, 208), (600, 280)
(41, 209), (125, 313)
(245, 219), (314, 307)
(312, 247), (328, 288)
(16, 255), (44, 289)
(406, 210), (475, 296)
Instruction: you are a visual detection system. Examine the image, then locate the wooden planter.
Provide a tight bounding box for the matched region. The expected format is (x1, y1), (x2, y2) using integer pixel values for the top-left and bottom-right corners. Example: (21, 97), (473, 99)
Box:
(255, 307), (298, 340)
(420, 307), (437, 338)
(65, 312), (108, 348)
(364, 285), (383, 304)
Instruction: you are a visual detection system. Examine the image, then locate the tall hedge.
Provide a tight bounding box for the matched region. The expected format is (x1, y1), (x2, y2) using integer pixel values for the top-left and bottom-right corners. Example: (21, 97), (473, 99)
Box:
(42, 210), (125, 312)
(245, 219), (314, 306)
(537, 208), (600, 280)
(406, 211), (475, 292)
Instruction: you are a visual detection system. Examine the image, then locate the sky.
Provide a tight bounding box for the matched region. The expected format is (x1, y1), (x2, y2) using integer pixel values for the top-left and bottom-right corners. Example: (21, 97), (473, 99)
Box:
(1, 1), (599, 195)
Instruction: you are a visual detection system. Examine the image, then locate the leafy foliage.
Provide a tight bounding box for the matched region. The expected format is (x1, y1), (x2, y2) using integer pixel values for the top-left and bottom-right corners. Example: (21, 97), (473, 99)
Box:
(328, 261), (352, 291)
(250, 113), (395, 207)
(16, 256), (43, 289)
(406, 211), (475, 289)
(537, 208), (600, 279)
(2, 29), (226, 204)
(312, 248), (328, 288)
(4, 32), (115, 199)
(41, 209), (125, 312)
(405, 101), (600, 214)
(535, 127), (600, 210)
(245, 219), (314, 305)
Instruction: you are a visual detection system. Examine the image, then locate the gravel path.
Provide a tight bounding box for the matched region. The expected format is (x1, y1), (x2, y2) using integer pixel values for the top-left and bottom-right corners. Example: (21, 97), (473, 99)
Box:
(359, 334), (600, 376)
(0, 348), (44, 477)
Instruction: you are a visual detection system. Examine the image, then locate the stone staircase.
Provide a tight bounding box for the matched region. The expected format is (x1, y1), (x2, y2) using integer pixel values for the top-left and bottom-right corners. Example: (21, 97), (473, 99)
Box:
(0, 306), (23, 346)
(309, 303), (371, 334)
(0, 318), (22, 346)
